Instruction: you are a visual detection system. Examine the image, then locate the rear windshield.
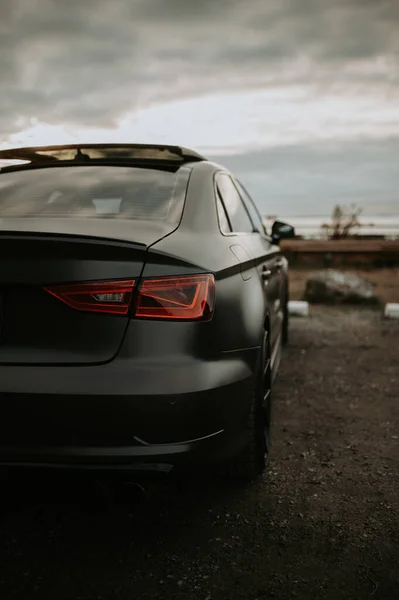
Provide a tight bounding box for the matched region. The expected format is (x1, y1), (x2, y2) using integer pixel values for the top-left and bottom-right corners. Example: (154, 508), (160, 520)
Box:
(0, 165), (191, 223)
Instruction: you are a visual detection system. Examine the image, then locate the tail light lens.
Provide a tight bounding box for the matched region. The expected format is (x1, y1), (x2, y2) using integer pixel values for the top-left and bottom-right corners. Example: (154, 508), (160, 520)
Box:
(135, 274), (215, 321)
(44, 280), (136, 315)
(44, 274), (215, 320)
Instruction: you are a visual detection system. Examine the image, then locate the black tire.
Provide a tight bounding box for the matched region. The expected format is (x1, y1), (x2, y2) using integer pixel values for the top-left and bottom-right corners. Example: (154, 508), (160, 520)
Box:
(227, 330), (272, 481)
(282, 279), (289, 346)
(282, 299), (289, 346)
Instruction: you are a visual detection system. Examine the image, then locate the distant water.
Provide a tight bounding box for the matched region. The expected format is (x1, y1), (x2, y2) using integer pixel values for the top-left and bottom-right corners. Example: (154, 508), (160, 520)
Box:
(265, 215), (399, 239)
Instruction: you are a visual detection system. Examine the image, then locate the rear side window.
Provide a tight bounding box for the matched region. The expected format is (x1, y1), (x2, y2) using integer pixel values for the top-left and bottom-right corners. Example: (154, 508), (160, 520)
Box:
(216, 194), (232, 233)
(234, 180), (264, 233)
(216, 173), (254, 234)
(0, 165), (191, 224)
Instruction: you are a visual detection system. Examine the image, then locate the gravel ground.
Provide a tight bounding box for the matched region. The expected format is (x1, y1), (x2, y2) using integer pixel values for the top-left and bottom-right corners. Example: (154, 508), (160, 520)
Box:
(0, 307), (398, 600)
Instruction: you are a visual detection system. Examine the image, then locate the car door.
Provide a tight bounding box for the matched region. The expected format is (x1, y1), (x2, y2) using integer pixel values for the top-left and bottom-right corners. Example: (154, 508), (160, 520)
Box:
(215, 173), (283, 351)
(233, 178), (285, 348)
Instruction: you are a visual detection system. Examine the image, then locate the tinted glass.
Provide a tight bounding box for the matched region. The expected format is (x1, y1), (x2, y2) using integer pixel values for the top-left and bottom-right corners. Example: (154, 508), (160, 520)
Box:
(0, 165), (190, 223)
(235, 180), (264, 233)
(216, 174), (254, 233)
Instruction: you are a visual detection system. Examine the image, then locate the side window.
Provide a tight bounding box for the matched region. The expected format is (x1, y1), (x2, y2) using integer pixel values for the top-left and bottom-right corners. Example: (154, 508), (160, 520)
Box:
(216, 193), (232, 233)
(216, 174), (254, 233)
(234, 180), (264, 234)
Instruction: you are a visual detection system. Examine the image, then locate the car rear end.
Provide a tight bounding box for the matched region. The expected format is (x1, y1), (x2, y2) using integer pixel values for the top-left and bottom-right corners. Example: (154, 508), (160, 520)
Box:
(0, 148), (254, 473)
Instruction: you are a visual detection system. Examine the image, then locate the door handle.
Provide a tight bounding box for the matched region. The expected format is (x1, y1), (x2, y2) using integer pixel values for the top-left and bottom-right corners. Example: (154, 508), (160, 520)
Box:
(261, 268), (272, 280)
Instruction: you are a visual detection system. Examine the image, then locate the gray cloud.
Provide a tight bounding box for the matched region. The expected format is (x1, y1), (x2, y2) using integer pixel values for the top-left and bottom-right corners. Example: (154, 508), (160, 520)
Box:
(1, 0), (398, 220)
(1, 0), (398, 136)
(210, 137), (399, 217)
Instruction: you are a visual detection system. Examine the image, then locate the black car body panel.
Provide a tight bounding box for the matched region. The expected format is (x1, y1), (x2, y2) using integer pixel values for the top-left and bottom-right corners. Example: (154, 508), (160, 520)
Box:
(0, 144), (290, 472)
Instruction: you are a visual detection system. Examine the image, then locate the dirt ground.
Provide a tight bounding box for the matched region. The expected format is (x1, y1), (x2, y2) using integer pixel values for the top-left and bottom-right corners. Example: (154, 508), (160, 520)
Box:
(0, 308), (398, 600)
(289, 267), (399, 304)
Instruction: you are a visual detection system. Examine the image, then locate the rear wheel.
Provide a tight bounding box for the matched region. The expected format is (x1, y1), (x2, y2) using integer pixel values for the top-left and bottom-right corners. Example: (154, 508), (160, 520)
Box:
(282, 277), (290, 346)
(282, 299), (289, 346)
(227, 331), (272, 481)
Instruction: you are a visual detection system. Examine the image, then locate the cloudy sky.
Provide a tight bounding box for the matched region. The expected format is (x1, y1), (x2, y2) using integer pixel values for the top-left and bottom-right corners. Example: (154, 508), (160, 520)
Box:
(1, 0), (399, 219)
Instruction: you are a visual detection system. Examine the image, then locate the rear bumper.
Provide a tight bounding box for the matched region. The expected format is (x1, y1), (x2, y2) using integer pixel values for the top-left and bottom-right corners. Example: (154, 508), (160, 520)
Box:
(0, 429), (248, 474)
(0, 349), (257, 471)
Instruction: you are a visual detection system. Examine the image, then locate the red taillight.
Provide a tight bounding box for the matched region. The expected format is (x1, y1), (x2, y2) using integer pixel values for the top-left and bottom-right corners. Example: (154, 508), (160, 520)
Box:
(44, 280), (136, 315)
(135, 274), (215, 321)
(44, 274), (215, 320)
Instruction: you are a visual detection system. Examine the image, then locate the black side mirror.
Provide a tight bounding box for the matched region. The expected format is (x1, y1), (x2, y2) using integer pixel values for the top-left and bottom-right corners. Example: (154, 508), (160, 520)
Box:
(271, 220), (296, 244)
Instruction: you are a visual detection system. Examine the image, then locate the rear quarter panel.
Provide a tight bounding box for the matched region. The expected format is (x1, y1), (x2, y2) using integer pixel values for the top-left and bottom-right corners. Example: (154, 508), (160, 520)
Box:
(140, 163), (268, 356)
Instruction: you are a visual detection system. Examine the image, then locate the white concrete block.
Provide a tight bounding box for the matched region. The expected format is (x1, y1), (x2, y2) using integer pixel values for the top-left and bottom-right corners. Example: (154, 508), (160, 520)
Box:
(288, 301), (309, 317)
(384, 303), (399, 319)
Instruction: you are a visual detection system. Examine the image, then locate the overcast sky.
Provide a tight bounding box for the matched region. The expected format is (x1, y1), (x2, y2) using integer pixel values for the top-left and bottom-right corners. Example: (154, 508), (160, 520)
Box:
(1, 0), (398, 218)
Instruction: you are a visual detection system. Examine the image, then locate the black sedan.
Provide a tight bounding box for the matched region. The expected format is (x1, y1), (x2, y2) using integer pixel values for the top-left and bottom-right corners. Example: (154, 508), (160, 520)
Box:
(0, 144), (294, 480)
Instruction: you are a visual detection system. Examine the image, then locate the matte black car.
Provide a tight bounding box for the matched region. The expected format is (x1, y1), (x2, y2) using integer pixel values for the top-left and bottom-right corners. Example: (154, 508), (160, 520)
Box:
(0, 144), (294, 480)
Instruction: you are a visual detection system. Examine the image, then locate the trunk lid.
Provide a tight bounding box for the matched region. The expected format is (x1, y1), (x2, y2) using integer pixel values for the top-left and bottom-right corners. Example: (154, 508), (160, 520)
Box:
(0, 229), (150, 365)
